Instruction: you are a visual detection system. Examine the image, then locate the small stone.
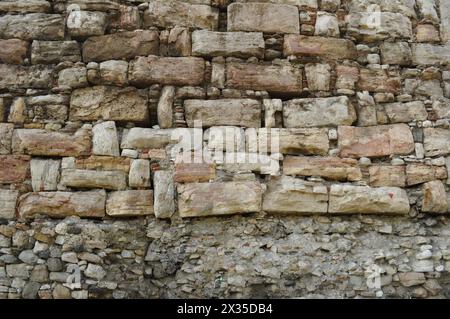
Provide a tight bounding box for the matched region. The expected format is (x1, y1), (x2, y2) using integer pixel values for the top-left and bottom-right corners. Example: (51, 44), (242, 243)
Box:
(84, 263), (106, 280)
(18, 250), (38, 265)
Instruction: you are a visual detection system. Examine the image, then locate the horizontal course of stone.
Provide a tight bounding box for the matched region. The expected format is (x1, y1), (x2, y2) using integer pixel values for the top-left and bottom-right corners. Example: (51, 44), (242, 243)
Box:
(0, 0), (450, 223)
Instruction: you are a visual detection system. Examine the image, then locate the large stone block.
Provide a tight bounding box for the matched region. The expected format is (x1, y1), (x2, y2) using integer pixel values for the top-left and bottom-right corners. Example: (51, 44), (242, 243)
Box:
(0, 13), (64, 40)
(283, 156), (362, 181)
(69, 86), (148, 122)
(283, 96), (356, 128)
(0, 39), (29, 65)
(226, 63), (302, 95)
(423, 128), (450, 157)
(82, 30), (159, 62)
(178, 181), (262, 217)
(18, 190), (106, 219)
(129, 56), (205, 87)
(30, 159), (60, 191)
(384, 101), (428, 123)
(192, 30), (265, 59)
(422, 180), (448, 213)
(53, 0), (120, 12)
(184, 99), (261, 128)
(357, 68), (402, 94)
(411, 44), (450, 66)
(73, 156), (130, 173)
(338, 124), (415, 158)
(12, 128), (92, 157)
(329, 184), (410, 214)
(31, 41), (80, 64)
(154, 170), (175, 219)
(61, 168), (127, 190)
(406, 163), (447, 186)
(67, 10), (107, 38)
(143, 0), (219, 30)
(369, 166), (406, 187)
(129, 159), (151, 188)
(0, 64), (53, 90)
(0, 123), (14, 155)
(0, 0), (51, 13)
(215, 152), (280, 176)
(283, 35), (357, 61)
(346, 12), (413, 42)
(227, 2), (299, 34)
(348, 0), (416, 19)
(174, 163), (216, 183)
(380, 41), (412, 66)
(0, 155), (30, 184)
(92, 121), (120, 156)
(106, 190), (154, 217)
(262, 176), (328, 214)
(121, 128), (173, 150)
(0, 190), (18, 219)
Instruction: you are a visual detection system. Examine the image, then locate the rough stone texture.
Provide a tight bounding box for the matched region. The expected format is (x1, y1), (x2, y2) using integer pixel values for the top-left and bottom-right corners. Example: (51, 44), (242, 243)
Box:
(412, 44), (450, 66)
(31, 40), (80, 64)
(157, 86), (175, 129)
(60, 169), (127, 190)
(153, 170), (175, 219)
(422, 180), (448, 213)
(384, 101), (428, 123)
(0, 64), (53, 90)
(92, 121), (120, 156)
(30, 159), (60, 191)
(424, 128), (450, 157)
(358, 68), (402, 94)
(67, 10), (107, 38)
(0, 39), (29, 64)
(0, 190), (19, 219)
(369, 166), (406, 187)
(129, 159), (151, 188)
(0, 155), (30, 184)
(106, 190), (154, 217)
(0, 13), (64, 40)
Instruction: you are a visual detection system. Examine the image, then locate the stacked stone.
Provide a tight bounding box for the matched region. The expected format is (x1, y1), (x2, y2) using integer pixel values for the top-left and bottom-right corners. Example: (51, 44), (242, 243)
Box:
(0, 0), (450, 299)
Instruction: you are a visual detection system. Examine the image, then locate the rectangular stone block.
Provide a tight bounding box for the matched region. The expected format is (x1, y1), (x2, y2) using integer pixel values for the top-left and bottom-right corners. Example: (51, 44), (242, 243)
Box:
(174, 163), (216, 183)
(129, 56), (205, 87)
(18, 190), (106, 219)
(121, 128), (173, 150)
(106, 190), (154, 217)
(226, 63), (302, 95)
(369, 166), (406, 187)
(178, 181), (262, 217)
(283, 35), (357, 61)
(192, 30), (265, 59)
(283, 156), (362, 181)
(357, 68), (402, 94)
(30, 159), (60, 191)
(73, 156), (130, 173)
(348, 0), (416, 19)
(0, 39), (29, 64)
(153, 170), (175, 219)
(384, 101), (428, 123)
(262, 176), (328, 214)
(0, 123), (14, 155)
(246, 128), (329, 156)
(69, 86), (148, 122)
(283, 96), (356, 128)
(227, 2), (299, 34)
(0, 190), (19, 220)
(82, 30), (159, 62)
(0, 64), (53, 90)
(329, 185), (410, 214)
(0, 155), (30, 184)
(0, 13), (64, 40)
(412, 44), (450, 66)
(242, 0), (317, 9)
(53, 0), (120, 12)
(406, 163), (447, 186)
(440, 0), (450, 43)
(143, 0), (219, 30)
(60, 169), (127, 190)
(184, 99), (261, 128)
(214, 152), (280, 176)
(12, 128), (91, 157)
(338, 124), (414, 158)
(0, 1), (51, 13)
(31, 40), (80, 64)
(346, 12), (413, 42)
(423, 128), (450, 157)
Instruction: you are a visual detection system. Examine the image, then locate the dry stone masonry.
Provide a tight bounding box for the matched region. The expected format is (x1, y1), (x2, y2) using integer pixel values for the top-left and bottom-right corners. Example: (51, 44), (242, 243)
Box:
(1, 0), (450, 299)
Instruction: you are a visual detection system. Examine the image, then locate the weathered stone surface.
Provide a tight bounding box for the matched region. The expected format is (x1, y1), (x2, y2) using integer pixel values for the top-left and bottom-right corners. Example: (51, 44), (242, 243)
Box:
(216, 152), (280, 176)
(346, 12), (413, 42)
(283, 96), (356, 128)
(129, 56), (205, 87)
(0, 0), (51, 13)
(329, 185), (410, 214)
(424, 128), (450, 157)
(0, 14), (64, 40)
(69, 86), (148, 122)
(406, 163), (447, 186)
(0, 190), (19, 220)
(0, 155), (30, 184)
(384, 101), (428, 123)
(53, 0), (120, 12)
(165, 27), (191, 57)
(348, 0), (416, 18)
(315, 11), (340, 37)
(411, 44), (450, 66)
(247, 128), (329, 156)
(283, 156), (362, 181)
(338, 124), (415, 158)
(0, 64), (53, 90)
(143, 0), (219, 30)
(422, 180), (448, 213)
(8, 97), (26, 124)
(178, 181), (262, 217)
(226, 63), (302, 95)
(31, 41), (80, 64)
(174, 163), (216, 183)
(73, 156), (130, 173)
(440, 0), (450, 43)
(228, 3), (299, 34)
(242, 0), (317, 9)
(61, 169), (127, 190)
(106, 190), (154, 217)
(129, 159), (151, 188)
(157, 86), (175, 129)
(369, 166), (406, 187)
(357, 68), (402, 94)
(121, 128), (173, 150)
(67, 10), (107, 38)
(82, 30), (159, 62)
(398, 272), (426, 287)
(0, 39), (29, 64)
(263, 176), (328, 214)
(305, 63), (331, 91)
(30, 159), (60, 191)
(0, 123), (14, 155)
(58, 66), (88, 89)
(98, 60), (128, 86)
(431, 98), (450, 119)
(184, 99), (261, 128)
(283, 35), (357, 61)
(12, 128), (91, 157)
(18, 190), (106, 219)
(192, 30), (264, 59)
(380, 41), (412, 65)
(154, 170), (175, 219)
(204, 126), (246, 152)
(92, 121), (120, 157)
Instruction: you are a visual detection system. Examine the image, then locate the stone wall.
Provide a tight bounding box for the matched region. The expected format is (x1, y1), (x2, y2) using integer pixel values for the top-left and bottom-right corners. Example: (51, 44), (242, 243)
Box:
(0, 0), (450, 299)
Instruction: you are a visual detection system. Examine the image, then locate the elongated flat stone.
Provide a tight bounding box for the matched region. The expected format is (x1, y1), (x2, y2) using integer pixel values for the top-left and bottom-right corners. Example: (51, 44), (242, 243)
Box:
(60, 169), (127, 190)
(106, 190), (154, 217)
